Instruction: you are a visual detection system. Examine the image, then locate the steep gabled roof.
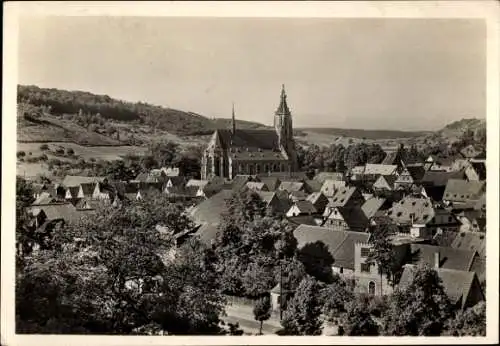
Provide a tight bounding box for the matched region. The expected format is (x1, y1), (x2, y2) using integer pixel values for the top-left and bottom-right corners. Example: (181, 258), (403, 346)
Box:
(32, 192), (57, 205)
(313, 172), (345, 184)
(321, 179), (347, 196)
(443, 179), (485, 203)
(215, 129), (279, 150)
(420, 171), (465, 187)
(291, 200), (317, 214)
(279, 181), (305, 192)
(327, 187), (362, 208)
(257, 176), (281, 191)
(363, 164), (398, 176)
(189, 189), (234, 225)
(328, 206), (369, 231)
(405, 165), (426, 181)
(399, 264), (482, 309)
(373, 175), (397, 190)
(451, 231), (486, 257)
(361, 197), (387, 219)
(409, 243), (476, 271)
(293, 225), (370, 270)
(387, 196), (435, 224)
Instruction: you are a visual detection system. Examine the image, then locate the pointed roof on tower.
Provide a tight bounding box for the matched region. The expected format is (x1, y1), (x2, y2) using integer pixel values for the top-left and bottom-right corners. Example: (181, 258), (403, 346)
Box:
(231, 102), (236, 135)
(275, 84), (290, 115)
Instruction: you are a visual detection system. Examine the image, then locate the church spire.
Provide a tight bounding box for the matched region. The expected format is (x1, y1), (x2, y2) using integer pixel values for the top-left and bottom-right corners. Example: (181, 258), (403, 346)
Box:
(275, 84), (290, 115)
(231, 102), (236, 135)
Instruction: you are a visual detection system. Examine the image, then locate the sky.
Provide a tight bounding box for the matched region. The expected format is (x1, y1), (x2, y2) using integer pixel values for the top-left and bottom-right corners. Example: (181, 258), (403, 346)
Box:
(17, 17), (485, 131)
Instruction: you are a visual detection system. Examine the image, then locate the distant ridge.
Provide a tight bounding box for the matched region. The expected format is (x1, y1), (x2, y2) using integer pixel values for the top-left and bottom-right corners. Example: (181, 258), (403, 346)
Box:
(296, 127), (431, 140)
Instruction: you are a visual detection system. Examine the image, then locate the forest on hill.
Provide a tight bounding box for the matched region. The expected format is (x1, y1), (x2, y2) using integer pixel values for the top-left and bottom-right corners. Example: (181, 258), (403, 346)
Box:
(17, 85), (266, 138)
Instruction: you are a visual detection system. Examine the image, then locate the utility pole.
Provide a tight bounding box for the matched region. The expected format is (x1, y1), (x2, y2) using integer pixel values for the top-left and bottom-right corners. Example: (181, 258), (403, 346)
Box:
(279, 255), (283, 320)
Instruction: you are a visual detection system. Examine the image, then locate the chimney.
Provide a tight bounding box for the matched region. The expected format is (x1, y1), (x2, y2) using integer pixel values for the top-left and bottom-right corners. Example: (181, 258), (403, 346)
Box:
(434, 252), (440, 268)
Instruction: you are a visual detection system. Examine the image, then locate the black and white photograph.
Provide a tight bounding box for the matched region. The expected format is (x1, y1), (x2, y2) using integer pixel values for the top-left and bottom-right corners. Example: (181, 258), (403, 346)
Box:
(2, 1), (499, 345)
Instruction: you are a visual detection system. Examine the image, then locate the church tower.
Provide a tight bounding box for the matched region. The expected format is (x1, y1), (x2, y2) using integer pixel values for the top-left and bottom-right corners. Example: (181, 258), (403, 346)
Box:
(274, 84), (297, 170)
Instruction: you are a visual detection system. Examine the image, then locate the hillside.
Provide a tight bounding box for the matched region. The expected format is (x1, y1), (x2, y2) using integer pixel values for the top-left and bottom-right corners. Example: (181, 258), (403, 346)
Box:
(422, 118), (486, 144)
(296, 127), (430, 140)
(17, 85), (268, 145)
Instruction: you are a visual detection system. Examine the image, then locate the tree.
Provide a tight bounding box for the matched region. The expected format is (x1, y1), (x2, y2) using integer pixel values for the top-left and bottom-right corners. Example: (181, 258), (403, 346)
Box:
(342, 295), (379, 336)
(444, 301), (486, 336)
(381, 265), (453, 336)
(253, 295), (272, 335)
(321, 274), (355, 323)
(366, 223), (403, 289)
(281, 276), (323, 335)
(297, 241), (334, 283)
(16, 198), (225, 334)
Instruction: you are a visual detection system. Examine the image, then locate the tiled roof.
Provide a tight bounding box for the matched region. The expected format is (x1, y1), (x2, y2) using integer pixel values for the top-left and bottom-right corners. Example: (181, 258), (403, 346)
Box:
(194, 223), (221, 246)
(313, 172), (345, 184)
(405, 165), (426, 181)
(165, 185), (199, 197)
(469, 255), (486, 283)
(387, 196), (435, 224)
(189, 189), (234, 225)
(304, 179), (323, 193)
(27, 203), (88, 223)
(320, 179), (347, 197)
(255, 191), (276, 205)
(399, 264), (481, 308)
(306, 192), (327, 205)
(186, 179), (210, 188)
(257, 176), (281, 191)
(230, 149), (288, 161)
(293, 225), (370, 270)
(62, 175), (106, 188)
(443, 179), (485, 203)
(216, 129), (279, 150)
(327, 187), (362, 208)
(287, 215), (319, 226)
(469, 161), (486, 181)
(363, 164), (398, 176)
(32, 192), (56, 205)
(256, 172), (308, 181)
(246, 182), (267, 191)
(361, 197), (387, 219)
(373, 175), (397, 190)
(409, 243), (476, 271)
(381, 152), (399, 165)
(292, 200), (317, 214)
(420, 171), (465, 187)
(279, 181), (305, 192)
(327, 206), (369, 232)
(451, 231), (486, 257)
(290, 190), (308, 201)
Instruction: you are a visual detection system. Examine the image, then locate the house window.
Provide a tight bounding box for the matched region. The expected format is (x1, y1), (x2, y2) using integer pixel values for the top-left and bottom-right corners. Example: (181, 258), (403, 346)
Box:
(340, 267), (344, 274)
(368, 281), (376, 295)
(361, 263), (371, 273)
(448, 216), (453, 222)
(360, 247), (370, 257)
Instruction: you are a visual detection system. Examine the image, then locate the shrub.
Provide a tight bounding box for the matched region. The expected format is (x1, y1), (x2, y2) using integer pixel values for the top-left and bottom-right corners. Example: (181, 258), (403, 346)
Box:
(28, 152), (32, 156)
(39, 154), (48, 161)
(54, 147), (65, 155)
(40, 144), (49, 151)
(66, 148), (75, 156)
(17, 151), (26, 158)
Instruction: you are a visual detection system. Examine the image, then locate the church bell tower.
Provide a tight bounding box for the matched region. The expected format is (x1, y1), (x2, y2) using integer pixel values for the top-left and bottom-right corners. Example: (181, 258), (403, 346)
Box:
(274, 84), (297, 170)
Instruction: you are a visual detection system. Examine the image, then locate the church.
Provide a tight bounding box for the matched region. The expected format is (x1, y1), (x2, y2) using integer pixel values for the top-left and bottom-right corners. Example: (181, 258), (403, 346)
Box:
(201, 85), (298, 180)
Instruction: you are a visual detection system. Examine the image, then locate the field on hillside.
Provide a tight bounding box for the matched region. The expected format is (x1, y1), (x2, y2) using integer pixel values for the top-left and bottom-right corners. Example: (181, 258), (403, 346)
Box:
(295, 130), (415, 151)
